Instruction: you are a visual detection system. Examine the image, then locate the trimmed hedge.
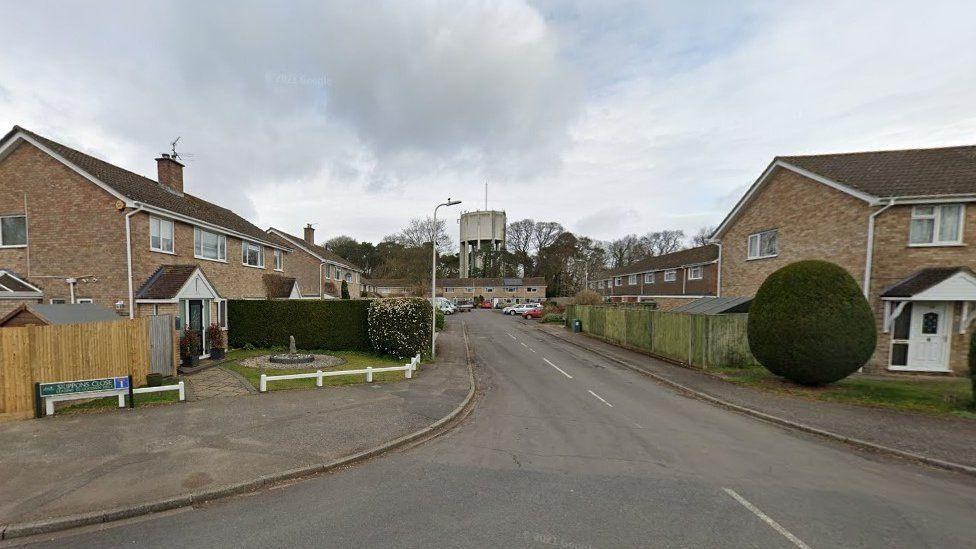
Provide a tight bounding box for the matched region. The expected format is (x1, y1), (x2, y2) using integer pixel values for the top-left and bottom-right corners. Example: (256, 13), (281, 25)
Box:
(748, 260), (876, 385)
(970, 332), (976, 409)
(228, 300), (371, 351)
(368, 298), (433, 359)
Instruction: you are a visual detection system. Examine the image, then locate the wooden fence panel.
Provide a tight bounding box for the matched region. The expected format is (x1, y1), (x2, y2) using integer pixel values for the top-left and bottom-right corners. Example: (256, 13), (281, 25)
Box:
(568, 305), (757, 369)
(0, 317), (151, 419)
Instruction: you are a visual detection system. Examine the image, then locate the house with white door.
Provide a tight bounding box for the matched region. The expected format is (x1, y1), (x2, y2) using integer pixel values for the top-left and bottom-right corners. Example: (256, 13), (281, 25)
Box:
(712, 144), (976, 376)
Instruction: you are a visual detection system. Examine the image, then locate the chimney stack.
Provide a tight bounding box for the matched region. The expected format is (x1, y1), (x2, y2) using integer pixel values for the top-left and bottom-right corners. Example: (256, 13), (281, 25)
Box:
(303, 223), (315, 245)
(156, 153), (184, 194)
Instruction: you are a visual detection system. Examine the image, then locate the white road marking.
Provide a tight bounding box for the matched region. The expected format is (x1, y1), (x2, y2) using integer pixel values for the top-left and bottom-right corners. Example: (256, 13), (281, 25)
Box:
(723, 488), (811, 549)
(529, 348), (536, 353)
(633, 422), (643, 429)
(587, 390), (613, 407)
(520, 342), (529, 348)
(506, 333), (517, 340)
(542, 358), (573, 379)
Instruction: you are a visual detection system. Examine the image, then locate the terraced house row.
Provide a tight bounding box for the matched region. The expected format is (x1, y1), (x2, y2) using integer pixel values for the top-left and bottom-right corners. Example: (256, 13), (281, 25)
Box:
(0, 126), (364, 356)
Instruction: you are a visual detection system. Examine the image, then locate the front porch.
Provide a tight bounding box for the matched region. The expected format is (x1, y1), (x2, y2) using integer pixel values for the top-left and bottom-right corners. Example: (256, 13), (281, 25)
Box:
(880, 267), (976, 375)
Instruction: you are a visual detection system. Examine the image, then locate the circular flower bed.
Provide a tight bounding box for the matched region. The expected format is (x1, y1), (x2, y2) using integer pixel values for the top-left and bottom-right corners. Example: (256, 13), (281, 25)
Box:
(239, 353), (347, 371)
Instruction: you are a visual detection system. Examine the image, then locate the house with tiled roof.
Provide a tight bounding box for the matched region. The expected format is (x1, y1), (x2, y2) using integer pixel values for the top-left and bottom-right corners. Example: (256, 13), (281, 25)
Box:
(0, 125), (302, 357)
(371, 276), (547, 303)
(712, 144), (976, 376)
(266, 225), (365, 298)
(587, 244), (719, 309)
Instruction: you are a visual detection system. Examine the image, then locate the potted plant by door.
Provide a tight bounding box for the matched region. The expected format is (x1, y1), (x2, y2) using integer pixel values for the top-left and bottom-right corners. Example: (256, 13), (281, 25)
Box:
(180, 329), (201, 368)
(207, 322), (226, 360)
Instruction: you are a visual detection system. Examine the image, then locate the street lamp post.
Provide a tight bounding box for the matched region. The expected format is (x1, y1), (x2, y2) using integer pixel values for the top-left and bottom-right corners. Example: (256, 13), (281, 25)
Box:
(432, 198), (461, 357)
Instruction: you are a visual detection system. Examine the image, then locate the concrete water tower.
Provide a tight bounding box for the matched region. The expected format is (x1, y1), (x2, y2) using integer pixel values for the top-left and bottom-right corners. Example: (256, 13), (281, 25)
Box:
(459, 210), (506, 278)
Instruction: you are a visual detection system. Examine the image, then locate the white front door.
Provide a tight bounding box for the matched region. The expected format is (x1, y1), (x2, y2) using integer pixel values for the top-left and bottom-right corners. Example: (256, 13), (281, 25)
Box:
(907, 302), (950, 371)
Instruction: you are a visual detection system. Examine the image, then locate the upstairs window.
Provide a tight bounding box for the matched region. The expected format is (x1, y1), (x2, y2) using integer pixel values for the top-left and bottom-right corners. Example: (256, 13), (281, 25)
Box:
(614, 277), (622, 287)
(194, 227), (226, 261)
(688, 266), (703, 280)
(664, 270), (677, 282)
(909, 205), (963, 245)
(0, 215), (27, 247)
(628, 274), (637, 285)
(274, 249), (283, 271)
(644, 272), (655, 284)
(484, 287), (494, 292)
(150, 216), (174, 253)
(747, 229), (778, 259)
(242, 240), (264, 267)
(597, 280), (604, 289)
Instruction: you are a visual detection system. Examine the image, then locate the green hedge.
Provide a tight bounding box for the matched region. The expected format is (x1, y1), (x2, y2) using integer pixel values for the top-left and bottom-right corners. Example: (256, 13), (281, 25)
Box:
(228, 300), (371, 351)
(368, 297), (433, 359)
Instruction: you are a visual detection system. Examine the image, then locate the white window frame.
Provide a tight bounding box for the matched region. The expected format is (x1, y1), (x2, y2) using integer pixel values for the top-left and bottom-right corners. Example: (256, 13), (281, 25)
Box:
(274, 249), (283, 271)
(628, 274), (637, 285)
(688, 265), (703, 280)
(644, 272), (655, 284)
(242, 240), (264, 268)
(747, 229), (779, 260)
(614, 277), (622, 287)
(194, 227), (227, 262)
(664, 269), (677, 282)
(49, 298), (66, 304)
(76, 298), (93, 304)
(0, 214), (28, 248)
(484, 287), (494, 292)
(149, 216), (175, 254)
(445, 287), (454, 292)
(908, 204), (964, 246)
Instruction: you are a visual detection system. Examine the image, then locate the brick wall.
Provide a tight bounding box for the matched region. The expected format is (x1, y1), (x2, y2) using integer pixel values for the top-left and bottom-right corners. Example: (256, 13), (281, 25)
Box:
(719, 168), (870, 299)
(0, 141), (131, 308)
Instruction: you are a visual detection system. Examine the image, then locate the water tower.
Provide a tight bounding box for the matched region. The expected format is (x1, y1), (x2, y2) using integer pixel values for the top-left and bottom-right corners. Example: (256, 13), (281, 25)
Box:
(459, 210), (506, 278)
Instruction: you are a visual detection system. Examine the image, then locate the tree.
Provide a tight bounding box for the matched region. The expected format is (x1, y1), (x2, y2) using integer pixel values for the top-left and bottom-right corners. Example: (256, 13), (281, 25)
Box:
(640, 229), (685, 256)
(532, 221), (564, 252)
(393, 216), (452, 254)
(607, 234), (646, 268)
(747, 260), (876, 385)
(506, 219), (536, 276)
(691, 226), (715, 247)
(340, 280), (350, 299)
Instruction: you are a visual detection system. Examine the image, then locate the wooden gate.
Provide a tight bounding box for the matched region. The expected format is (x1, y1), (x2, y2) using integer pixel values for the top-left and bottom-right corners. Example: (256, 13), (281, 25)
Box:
(149, 314), (176, 376)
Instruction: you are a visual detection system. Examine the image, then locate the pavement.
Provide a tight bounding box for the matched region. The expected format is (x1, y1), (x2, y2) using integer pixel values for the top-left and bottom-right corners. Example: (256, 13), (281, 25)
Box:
(535, 321), (976, 470)
(20, 311), (976, 548)
(0, 324), (470, 536)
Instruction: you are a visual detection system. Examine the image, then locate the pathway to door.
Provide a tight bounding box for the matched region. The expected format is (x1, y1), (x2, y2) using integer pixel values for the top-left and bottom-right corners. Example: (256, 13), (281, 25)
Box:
(184, 366), (254, 401)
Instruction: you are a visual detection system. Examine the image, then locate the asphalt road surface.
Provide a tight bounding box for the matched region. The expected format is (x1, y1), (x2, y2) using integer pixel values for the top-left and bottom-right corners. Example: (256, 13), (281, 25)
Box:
(17, 312), (976, 548)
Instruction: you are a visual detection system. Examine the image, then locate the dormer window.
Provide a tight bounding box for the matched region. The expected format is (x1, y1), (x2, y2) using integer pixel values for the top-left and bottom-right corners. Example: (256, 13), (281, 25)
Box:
(909, 205), (963, 246)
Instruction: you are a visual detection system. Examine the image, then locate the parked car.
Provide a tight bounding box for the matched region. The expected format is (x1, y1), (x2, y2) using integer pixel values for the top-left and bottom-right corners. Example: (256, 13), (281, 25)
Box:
(456, 300), (475, 312)
(480, 301), (494, 309)
(439, 302), (456, 315)
(505, 303), (541, 316)
(522, 307), (544, 319)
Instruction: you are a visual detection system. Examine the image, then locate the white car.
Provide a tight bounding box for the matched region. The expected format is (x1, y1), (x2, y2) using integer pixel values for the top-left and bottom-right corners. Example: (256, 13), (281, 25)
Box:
(439, 302), (456, 315)
(504, 303), (541, 316)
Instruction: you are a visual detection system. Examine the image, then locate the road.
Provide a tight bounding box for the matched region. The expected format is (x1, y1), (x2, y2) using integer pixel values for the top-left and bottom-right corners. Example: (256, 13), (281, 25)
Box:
(17, 312), (976, 548)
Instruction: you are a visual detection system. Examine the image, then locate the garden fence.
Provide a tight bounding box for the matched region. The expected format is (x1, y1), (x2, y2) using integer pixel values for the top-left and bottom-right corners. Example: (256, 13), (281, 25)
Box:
(0, 317), (154, 420)
(564, 305), (758, 369)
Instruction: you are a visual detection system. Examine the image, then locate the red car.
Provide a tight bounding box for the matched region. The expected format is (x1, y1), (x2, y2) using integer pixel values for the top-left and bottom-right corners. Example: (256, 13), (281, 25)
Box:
(480, 301), (494, 309)
(522, 307), (544, 319)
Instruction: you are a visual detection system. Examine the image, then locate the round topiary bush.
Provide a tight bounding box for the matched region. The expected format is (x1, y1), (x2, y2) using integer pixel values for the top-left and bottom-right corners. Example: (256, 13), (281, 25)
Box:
(368, 297), (433, 359)
(747, 260), (876, 385)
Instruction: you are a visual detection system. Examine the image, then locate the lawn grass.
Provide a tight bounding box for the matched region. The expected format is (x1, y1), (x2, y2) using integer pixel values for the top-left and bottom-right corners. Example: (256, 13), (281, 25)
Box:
(221, 349), (414, 392)
(61, 388), (181, 414)
(711, 364), (975, 419)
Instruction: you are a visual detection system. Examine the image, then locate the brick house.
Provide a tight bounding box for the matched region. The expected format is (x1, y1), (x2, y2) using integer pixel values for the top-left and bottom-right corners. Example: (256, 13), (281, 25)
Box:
(712, 145), (976, 375)
(588, 244), (719, 310)
(266, 226), (365, 299)
(0, 125), (299, 356)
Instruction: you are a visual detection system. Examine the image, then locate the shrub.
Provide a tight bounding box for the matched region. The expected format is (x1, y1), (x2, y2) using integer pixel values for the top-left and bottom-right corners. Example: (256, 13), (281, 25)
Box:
(341, 280), (350, 299)
(436, 309), (445, 331)
(179, 329), (200, 358)
(228, 300), (371, 351)
(748, 260), (876, 385)
(574, 289), (602, 305)
(543, 313), (565, 324)
(206, 322), (224, 350)
(368, 298), (433, 359)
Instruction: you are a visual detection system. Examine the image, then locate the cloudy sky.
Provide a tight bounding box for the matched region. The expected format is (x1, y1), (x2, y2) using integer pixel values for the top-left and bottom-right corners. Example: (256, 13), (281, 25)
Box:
(3, 1), (975, 247)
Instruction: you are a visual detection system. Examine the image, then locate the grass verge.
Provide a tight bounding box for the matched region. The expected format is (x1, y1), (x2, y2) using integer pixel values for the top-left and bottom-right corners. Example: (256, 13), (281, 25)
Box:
(62, 389), (181, 414)
(711, 364), (975, 419)
(222, 349), (413, 392)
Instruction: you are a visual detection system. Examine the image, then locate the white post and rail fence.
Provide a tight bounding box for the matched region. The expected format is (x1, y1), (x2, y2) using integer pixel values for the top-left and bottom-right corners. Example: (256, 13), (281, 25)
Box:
(260, 354), (421, 393)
